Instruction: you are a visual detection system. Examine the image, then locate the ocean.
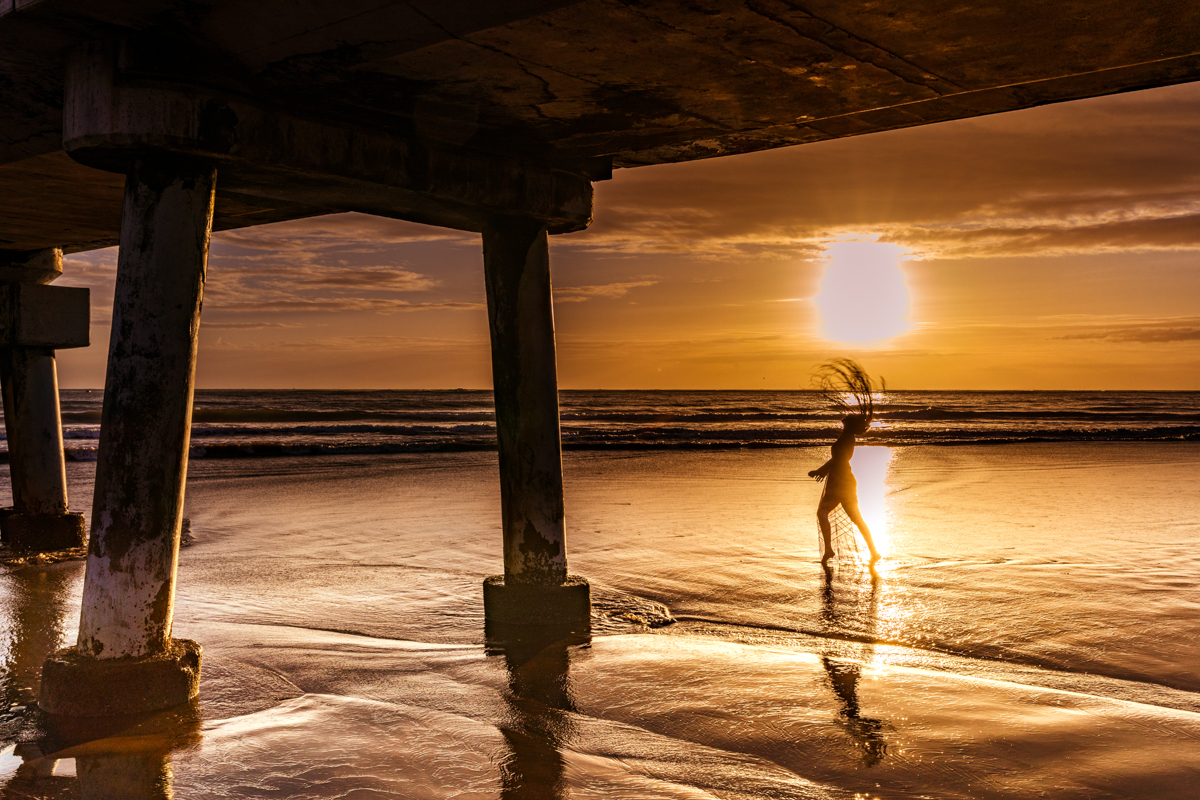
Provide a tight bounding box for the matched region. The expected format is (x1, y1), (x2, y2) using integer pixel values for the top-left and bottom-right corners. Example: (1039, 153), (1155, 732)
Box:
(0, 390), (1198, 798)
(48, 388), (1200, 458)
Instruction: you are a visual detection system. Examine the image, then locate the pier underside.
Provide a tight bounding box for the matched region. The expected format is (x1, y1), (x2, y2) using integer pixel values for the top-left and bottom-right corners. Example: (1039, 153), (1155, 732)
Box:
(4, 0), (1200, 251)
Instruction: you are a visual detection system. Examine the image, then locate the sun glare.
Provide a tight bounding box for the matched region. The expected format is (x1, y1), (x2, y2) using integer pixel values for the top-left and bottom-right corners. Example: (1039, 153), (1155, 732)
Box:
(849, 446), (893, 559)
(816, 240), (911, 345)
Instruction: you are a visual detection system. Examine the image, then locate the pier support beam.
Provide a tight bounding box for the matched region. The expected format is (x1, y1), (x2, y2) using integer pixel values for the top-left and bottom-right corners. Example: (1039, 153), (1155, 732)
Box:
(481, 215), (589, 630)
(0, 248), (88, 552)
(40, 155), (211, 716)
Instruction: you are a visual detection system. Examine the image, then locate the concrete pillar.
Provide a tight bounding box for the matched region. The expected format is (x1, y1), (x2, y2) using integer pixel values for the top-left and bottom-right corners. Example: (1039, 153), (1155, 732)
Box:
(480, 215), (589, 629)
(0, 248), (86, 552)
(39, 154), (210, 716)
(2, 347), (69, 514)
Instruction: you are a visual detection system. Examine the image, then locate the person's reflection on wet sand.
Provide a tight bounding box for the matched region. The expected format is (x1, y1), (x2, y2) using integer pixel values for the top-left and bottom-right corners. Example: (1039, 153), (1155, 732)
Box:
(0, 562), (199, 799)
(489, 626), (588, 800)
(820, 565), (887, 767)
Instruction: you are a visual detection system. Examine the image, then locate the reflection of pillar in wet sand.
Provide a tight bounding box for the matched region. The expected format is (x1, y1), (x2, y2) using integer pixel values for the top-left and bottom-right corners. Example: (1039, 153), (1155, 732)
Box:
(39, 152), (209, 716)
(495, 632), (585, 800)
(0, 562), (181, 799)
(76, 751), (175, 800)
(0, 248), (89, 553)
(4, 704), (200, 800)
(2, 566), (78, 709)
(481, 215), (589, 629)
(4, 747), (175, 800)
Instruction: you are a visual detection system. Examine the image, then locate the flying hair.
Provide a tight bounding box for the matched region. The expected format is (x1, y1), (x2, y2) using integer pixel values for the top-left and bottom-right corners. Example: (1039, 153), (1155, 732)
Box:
(812, 358), (886, 424)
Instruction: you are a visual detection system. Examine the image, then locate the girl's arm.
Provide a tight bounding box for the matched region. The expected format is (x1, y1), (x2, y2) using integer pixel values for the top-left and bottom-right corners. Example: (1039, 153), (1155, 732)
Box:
(808, 460), (832, 480)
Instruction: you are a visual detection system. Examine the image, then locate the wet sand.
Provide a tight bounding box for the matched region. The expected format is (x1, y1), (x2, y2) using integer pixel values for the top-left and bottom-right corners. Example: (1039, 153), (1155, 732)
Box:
(1, 443), (1198, 797)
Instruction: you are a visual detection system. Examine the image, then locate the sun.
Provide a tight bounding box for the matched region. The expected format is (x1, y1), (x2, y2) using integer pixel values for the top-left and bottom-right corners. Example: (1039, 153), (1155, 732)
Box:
(815, 239), (912, 345)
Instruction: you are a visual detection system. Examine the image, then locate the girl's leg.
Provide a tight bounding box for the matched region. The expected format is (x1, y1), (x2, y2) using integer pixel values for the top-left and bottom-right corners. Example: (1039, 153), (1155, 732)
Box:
(841, 498), (881, 563)
(817, 497), (837, 564)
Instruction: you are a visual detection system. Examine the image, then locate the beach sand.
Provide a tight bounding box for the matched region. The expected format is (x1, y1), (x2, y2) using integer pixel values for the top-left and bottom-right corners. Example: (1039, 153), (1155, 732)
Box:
(1, 443), (1198, 797)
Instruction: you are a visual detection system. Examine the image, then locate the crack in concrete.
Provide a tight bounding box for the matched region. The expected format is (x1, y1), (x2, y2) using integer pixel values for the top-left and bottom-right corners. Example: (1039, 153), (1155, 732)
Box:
(409, 0), (732, 135)
(403, 3), (563, 126)
(0, 129), (56, 150)
(747, 0), (963, 94)
(235, 1), (402, 59)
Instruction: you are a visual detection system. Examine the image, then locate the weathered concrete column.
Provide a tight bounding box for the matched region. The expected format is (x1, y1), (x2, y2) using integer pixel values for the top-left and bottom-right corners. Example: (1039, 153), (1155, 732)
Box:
(2, 347), (69, 516)
(0, 248), (88, 552)
(40, 155), (211, 716)
(481, 215), (589, 630)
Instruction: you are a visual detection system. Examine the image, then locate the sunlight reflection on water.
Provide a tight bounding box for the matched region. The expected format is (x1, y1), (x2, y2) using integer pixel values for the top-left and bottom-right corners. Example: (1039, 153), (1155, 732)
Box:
(849, 446), (894, 560)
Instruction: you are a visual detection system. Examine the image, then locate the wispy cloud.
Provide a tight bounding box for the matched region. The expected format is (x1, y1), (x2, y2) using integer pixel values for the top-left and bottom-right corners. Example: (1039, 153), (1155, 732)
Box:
(201, 321), (305, 330)
(1053, 317), (1200, 344)
(210, 298), (484, 314)
(299, 269), (439, 291)
(554, 280), (657, 302)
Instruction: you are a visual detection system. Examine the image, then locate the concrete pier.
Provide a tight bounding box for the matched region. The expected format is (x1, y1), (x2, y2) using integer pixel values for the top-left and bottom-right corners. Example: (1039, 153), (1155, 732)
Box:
(39, 155), (211, 716)
(481, 215), (589, 629)
(0, 248), (87, 552)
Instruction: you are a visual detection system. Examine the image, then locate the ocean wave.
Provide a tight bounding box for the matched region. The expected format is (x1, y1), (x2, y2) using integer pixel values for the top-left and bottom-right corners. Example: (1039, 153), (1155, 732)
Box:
(189, 423), (497, 438)
(61, 409), (498, 424)
(38, 427), (1198, 461)
(53, 408), (1200, 435)
(876, 406), (1200, 421)
(31, 391), (1200, 461)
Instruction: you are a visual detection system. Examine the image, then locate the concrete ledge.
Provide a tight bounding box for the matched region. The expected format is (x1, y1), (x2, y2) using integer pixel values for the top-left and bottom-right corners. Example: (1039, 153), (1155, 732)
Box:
(0, 248), (62, 285)
(0, 284), (90, 349)
(483, 574), (591, 628)
(40, 639), (202, 717)
(3, 512), (86, 552)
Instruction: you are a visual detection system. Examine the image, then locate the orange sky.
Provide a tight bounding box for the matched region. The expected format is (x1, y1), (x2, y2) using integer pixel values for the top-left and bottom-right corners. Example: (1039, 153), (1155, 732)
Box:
(56, 81), (1200, 390)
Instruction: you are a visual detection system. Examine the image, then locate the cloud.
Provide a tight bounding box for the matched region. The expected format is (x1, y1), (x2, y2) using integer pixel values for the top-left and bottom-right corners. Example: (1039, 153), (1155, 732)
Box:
(554, 280), (657, 302)
(299, 269), (440, 291)
(201, 321), (305, 330)
(209, 298), (484, 314)
(547, 81), (1200, 260)
(213, 213), (475, 251)
(205, 333), (486, 352)
(1053, 317), (1200, 344)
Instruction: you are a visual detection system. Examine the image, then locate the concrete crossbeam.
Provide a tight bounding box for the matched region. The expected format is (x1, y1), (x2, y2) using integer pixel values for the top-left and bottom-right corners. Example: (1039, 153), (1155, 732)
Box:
(62, 41), (593, 235)
(0, 284), (89, 350)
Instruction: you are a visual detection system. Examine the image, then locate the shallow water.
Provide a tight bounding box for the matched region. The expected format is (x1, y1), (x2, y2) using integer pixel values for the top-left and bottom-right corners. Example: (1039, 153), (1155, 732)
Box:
(0, 443), (1198, 797)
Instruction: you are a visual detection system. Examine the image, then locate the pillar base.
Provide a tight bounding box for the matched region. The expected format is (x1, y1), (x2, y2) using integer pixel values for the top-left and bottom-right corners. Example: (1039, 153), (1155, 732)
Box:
(2, 512), (86, 552)
(483, 575), (590, 629)
(39, 639), (201, 717)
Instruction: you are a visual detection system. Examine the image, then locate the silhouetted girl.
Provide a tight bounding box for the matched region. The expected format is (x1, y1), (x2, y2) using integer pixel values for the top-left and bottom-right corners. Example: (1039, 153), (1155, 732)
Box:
(808, 359), (883, 566)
